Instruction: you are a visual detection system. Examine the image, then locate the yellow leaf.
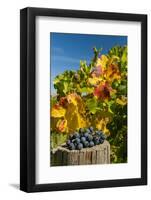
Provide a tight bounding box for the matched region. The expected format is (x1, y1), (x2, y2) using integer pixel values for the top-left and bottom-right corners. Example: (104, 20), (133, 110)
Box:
(105, 63), (121, 83)
(116, 97), (127, 106)
(95, 117), (110, 136)
(87, 77), (101, 86)
(51, 93), (87, 134)
(51, 105), (66, 118)
(96, 55), (108, 69)
(65, 100), (87, 133)
(66, 93), (78, 106)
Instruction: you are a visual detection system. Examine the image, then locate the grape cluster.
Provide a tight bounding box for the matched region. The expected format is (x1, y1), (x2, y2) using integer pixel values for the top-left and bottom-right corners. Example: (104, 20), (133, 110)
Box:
(66, 127), (106, 150)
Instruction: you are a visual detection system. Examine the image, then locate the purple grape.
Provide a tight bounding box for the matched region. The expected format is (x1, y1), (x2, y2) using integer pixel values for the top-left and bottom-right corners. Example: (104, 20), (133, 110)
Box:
(87, 134), (93, 141)
(77, 143), (83, 150)
(66, 140), (71, 146)
(69, 143), (75, 150)
(83, 141), (89, 148)
(84, 132), (89, 138)
(86, 128), (91, 134)
(74, 138), (80, 144)
(73, 132), (80, 139)
(81, 136), (86, 143)
(68, 128), (107, 150)
(93, 137), (100, 145)
(89, 141), (94, 147)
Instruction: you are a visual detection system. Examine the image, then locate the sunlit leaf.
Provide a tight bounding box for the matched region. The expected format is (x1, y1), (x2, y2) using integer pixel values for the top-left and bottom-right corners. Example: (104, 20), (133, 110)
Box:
(51, 105), (66, 118)
(116, 97), (127, 106)
(86, 97), (98, 114)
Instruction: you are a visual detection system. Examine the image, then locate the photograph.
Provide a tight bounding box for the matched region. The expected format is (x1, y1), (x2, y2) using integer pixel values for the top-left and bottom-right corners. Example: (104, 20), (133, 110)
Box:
(50, 32), (128, 166)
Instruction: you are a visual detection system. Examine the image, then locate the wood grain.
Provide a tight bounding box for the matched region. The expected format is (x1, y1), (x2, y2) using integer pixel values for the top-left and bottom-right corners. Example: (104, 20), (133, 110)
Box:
(51, 140), (110, 166)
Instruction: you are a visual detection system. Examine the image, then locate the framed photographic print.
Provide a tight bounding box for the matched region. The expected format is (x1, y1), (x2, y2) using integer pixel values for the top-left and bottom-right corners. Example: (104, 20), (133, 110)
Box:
(20, 7), (147, 192)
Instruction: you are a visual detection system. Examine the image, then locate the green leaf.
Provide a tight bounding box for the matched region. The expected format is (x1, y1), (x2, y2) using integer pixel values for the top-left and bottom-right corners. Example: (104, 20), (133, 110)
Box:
(121, 47), (127, 64)
(81, 87), (93, 94)
(51, 131), (67, 149)
(63, 81), (68, 94)
(86, 97), (98, 114)
(118, 85), (127, 94)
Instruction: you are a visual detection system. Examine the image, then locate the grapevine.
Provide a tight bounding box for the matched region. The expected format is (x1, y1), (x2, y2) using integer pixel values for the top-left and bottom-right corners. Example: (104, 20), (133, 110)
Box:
(51, 45), (127, 163)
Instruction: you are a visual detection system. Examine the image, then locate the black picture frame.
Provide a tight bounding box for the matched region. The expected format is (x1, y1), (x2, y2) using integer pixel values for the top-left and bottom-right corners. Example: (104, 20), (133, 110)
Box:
(20, 7), (147, 193)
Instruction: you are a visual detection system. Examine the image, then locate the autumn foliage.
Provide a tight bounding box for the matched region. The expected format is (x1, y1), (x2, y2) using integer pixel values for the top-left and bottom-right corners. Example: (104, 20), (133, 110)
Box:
(51, 46), (127, 163)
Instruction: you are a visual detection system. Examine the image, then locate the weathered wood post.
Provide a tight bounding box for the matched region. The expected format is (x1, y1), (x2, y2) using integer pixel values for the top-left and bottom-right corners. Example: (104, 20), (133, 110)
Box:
(51, 140), (110, 166)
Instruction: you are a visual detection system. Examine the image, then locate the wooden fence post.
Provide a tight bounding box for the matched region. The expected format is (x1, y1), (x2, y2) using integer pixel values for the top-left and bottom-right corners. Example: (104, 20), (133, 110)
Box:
(51, 140), (110, 166)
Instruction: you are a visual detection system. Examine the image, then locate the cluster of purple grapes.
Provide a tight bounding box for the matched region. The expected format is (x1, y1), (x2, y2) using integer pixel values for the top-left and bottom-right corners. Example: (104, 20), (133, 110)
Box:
(66, 127), (106, 150)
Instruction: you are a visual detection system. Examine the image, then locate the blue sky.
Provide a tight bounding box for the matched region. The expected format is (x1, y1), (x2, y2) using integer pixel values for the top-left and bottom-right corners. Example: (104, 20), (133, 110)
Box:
(50, 32), (127, 94)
